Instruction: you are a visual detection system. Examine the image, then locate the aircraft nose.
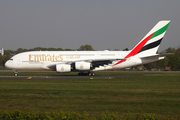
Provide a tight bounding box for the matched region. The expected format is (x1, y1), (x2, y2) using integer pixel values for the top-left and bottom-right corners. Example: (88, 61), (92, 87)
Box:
(5, 61), (9, 68)
(5, 61), (11, 69)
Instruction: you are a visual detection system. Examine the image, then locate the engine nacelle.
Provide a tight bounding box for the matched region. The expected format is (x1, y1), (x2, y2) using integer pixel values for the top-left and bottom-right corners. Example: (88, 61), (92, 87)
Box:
(56, 64), (71, 73)
(75, 62), (91, 71)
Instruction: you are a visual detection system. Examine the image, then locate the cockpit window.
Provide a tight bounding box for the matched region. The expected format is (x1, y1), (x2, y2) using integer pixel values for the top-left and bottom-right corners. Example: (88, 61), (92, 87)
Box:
(9, 59), (13, 61)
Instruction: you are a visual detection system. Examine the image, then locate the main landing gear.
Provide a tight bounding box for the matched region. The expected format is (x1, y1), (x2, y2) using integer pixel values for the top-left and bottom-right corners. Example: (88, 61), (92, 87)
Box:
(89, 72), (95, 76)
(13, 70), (18, 76)
(78, 72), (95, 76)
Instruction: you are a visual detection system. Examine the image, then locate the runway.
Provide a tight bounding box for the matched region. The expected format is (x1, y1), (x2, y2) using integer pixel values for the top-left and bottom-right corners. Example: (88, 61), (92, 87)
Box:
(0, 74), (143, 79)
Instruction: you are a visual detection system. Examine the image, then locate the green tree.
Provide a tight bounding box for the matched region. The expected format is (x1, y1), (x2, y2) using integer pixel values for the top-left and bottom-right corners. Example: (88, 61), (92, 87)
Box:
(56, 48), (64, 51)
(78, 45), (94, 51)
(123, 48), (129, 51)
(4, 50), (14, 55)
(168, 55), (180, 70)
(158, 58), (168, 69)
(64, 48), (72, 51)
(0, 55), (11, 67)
(166, 47), (176, 53)
(175, 48), (180, 56)
(0, 55), (4, 66)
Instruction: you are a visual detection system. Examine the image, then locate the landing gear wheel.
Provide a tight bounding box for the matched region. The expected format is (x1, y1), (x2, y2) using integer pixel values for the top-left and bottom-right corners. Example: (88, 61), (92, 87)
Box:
(14, 73), (18, 76)
(88, 72), (95, 76)
(91, 73), (95, 76)
(88, 72), (92, 76)
(13, 70), (18, 76)
(78, 72), (95, 76)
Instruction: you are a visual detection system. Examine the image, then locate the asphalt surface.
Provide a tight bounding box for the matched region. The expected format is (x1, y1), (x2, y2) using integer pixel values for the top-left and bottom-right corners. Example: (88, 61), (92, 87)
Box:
(0, 75), (144, 79)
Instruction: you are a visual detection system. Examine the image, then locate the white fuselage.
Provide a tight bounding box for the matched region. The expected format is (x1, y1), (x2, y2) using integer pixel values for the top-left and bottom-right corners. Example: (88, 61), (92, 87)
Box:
(5, 50), (163, 72)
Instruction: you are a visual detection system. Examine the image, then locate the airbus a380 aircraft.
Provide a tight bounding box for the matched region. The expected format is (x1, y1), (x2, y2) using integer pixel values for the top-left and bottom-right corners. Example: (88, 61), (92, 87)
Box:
(5, 20), (171, 76)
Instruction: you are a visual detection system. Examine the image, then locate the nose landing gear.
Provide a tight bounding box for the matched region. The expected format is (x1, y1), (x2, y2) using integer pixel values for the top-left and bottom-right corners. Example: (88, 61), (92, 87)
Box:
(13, 70), (18, 76)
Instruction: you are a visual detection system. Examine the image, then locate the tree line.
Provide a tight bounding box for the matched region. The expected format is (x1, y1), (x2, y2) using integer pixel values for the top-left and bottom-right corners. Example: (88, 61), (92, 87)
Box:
(0, 45), (180, 70)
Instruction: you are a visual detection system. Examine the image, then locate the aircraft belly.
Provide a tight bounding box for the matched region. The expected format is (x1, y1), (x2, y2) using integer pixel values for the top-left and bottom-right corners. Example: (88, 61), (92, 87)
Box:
(113, 57), (142, 69)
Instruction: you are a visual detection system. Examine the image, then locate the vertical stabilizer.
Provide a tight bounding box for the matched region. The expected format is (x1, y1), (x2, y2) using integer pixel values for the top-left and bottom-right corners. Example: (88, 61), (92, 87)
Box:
(113, 21), (170, 66)
(133, 20), (170, 56)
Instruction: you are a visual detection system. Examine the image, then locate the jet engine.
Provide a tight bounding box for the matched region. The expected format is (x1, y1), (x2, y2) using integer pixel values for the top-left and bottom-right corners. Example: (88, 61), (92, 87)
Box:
(75, 61), (91, 71)
(56, 64), (71, 73)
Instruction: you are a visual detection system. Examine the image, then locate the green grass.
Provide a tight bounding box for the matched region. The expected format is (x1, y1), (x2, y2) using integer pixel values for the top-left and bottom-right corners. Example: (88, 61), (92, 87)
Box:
(0, 70), (180, 76)
(1, 110), (178, 120)
(0, 71), (180, 118)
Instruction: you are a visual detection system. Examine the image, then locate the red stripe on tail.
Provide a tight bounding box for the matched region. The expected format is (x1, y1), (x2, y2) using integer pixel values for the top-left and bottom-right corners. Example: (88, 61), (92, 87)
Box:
(113, 32), (154, 66)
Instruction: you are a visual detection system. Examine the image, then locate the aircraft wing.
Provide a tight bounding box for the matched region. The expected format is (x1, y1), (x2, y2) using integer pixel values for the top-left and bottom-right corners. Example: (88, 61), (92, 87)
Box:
(140, 53), (174, 59)
(47, 58), (123, 70)
(89, 58), (122, 69)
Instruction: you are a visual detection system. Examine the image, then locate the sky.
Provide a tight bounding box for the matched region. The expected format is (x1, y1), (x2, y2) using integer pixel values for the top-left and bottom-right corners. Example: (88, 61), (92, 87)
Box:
(0, 0), (179, 52)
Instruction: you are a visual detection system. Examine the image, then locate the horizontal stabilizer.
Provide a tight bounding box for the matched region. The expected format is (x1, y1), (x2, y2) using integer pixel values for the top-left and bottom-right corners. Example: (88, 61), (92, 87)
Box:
(140, 53), (174, 59)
